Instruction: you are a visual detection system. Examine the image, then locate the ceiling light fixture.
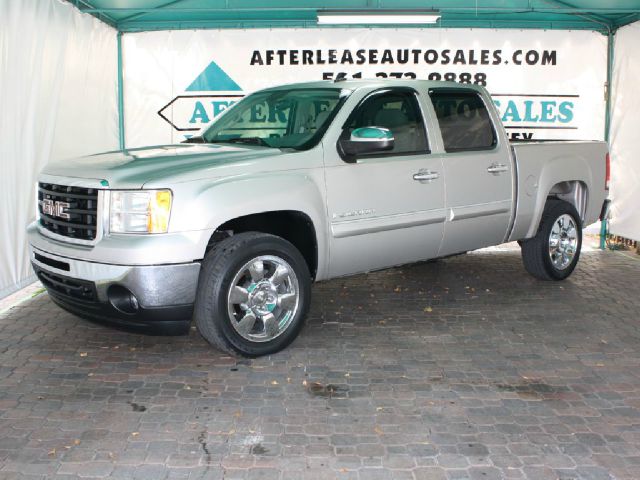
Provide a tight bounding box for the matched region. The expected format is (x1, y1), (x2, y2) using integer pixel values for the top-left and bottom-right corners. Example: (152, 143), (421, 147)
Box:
(317, 10), (441, 25)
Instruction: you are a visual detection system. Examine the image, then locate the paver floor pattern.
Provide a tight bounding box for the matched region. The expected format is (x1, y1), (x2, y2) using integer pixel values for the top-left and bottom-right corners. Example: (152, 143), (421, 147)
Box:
(0, 249), (639, 479)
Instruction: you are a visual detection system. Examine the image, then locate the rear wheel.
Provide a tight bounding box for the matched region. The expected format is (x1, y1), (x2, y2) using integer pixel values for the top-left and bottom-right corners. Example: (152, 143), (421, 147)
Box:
(194, 232), (311, 357)
(521, 199), (582, 280)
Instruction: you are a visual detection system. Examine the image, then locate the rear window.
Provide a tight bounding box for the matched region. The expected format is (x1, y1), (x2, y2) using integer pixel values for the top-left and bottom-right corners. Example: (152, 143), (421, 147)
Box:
(429, 89), (497, 152)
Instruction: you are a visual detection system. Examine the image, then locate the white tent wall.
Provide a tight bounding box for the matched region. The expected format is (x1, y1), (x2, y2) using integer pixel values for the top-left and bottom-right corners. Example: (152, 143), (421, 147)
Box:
(609, 21), (640, 242)
(0, 0), (119, 299)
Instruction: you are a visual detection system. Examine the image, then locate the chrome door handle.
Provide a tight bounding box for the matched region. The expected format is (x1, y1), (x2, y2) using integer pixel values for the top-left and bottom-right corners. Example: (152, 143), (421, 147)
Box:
(413, 170), (439, 182)
(487, 163), (508, 174)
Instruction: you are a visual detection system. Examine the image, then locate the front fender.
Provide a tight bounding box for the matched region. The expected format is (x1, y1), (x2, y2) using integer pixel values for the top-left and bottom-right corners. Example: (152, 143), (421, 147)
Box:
(169, 168), (329, 278)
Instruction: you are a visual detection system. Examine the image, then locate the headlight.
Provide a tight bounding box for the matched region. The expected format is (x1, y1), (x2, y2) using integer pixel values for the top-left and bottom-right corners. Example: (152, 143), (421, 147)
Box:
(110, 190), (172, 234)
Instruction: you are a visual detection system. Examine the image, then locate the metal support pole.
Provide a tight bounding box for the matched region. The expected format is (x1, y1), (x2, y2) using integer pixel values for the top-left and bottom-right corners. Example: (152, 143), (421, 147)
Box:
(117, 31), (126, 150)
(600, 29), (614, 250)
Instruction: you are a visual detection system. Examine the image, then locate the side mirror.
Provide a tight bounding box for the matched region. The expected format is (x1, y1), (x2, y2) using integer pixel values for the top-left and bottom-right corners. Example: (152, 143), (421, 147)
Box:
(339, 127), (395, 159)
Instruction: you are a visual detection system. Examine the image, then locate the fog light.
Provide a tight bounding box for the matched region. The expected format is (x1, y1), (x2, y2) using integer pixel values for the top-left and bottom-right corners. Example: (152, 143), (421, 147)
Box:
(107, 285), (139, 315)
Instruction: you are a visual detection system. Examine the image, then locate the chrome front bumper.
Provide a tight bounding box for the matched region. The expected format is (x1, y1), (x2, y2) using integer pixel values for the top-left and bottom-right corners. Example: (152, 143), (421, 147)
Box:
(28, 228), (201, 331)
(30, 245), (200, 307)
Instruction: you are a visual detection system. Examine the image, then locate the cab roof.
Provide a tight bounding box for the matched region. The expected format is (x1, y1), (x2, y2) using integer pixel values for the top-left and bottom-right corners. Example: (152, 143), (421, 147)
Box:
(261, 79), (482, 93)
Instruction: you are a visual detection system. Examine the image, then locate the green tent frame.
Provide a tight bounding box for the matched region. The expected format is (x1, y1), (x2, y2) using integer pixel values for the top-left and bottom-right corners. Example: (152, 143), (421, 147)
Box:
(69, 1), (639, 33)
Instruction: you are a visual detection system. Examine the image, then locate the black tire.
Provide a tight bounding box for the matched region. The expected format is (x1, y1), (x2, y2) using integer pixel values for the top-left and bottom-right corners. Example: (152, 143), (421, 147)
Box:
(520, 199), (582, 280)
(194, 232), (311, 357)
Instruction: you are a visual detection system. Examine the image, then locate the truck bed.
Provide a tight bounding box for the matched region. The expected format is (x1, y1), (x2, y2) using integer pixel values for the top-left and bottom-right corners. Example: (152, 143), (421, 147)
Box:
(508, 140), (608, 240)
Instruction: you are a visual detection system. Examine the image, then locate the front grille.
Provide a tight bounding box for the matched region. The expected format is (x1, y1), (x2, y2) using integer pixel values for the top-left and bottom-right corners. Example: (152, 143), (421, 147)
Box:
(38, 183), (98, 240)
(33, 265), (97, 302)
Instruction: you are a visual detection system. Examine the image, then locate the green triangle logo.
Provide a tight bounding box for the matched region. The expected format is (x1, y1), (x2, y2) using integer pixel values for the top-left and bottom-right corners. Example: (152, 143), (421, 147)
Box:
(186, 60), (241, 92)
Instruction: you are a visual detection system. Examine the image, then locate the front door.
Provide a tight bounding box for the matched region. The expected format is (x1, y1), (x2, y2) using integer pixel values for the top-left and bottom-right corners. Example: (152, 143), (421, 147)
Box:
(324, 88), (446, 278)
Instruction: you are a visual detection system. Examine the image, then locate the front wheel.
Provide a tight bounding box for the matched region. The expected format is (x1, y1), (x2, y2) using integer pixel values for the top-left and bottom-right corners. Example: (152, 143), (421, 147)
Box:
(194, 232), (311, 357)
(521, 199), (582, 280)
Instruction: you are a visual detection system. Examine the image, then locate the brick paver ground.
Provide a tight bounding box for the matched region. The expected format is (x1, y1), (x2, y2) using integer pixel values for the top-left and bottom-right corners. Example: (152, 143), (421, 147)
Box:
(0, 248), (639, 479)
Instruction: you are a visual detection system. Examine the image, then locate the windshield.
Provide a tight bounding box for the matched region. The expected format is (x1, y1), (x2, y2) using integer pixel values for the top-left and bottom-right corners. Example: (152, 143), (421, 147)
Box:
(201, 88), (349, 150)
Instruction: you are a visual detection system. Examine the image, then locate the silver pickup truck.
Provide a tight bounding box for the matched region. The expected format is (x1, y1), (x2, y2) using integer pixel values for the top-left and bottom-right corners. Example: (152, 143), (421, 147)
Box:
(28, 80), (610, 356)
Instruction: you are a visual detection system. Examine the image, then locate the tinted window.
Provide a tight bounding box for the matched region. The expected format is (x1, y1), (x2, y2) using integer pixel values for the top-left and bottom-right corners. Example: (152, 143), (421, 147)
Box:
(343, 90), (429, 155)
(429, 89), (496, 152)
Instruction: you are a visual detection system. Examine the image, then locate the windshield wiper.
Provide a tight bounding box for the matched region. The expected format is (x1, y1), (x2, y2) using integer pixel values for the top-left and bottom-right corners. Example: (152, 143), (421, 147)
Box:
(181, 136), (206, 144)
(213, 137), (272, 147)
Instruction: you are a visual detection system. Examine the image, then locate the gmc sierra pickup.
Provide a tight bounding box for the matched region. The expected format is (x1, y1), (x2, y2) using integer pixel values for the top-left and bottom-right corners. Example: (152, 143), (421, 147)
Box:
(28, 80), (610, 356)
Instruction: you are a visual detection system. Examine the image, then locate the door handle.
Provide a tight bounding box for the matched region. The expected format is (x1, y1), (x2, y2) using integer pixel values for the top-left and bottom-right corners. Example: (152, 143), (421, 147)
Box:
(413, 170), (439, 182)
(487, 163), (508, 174)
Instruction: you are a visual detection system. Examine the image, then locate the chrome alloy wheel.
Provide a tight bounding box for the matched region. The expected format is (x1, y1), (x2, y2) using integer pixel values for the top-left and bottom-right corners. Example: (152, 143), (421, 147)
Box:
(227, 255), (300, 342)
(548, 214), (578, 270)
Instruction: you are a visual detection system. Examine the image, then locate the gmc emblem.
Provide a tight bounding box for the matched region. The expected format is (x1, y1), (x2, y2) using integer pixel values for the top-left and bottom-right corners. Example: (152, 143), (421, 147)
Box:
(41, 199), (70, 219)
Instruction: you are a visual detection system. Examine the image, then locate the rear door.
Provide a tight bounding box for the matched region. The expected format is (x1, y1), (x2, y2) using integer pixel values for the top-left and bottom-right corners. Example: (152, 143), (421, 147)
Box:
(324, 87), (446, 277)
(428, 88), (513, 256)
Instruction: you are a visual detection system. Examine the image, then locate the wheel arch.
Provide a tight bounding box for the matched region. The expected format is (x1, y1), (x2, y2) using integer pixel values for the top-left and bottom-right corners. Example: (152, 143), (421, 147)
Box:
(206, 210), (319, 280)
(548, 180), (589, 221)
(180, 172), (328, 279)
(525, 178), (590, 239)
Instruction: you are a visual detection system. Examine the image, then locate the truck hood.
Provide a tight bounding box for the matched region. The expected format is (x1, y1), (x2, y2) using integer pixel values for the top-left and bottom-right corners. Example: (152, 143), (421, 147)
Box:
(41, 144), (287, 189)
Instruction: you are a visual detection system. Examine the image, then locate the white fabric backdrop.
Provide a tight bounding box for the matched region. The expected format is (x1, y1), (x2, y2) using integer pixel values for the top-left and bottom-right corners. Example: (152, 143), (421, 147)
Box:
(609, 21), (640, 242)
(0, 0), (119, 299)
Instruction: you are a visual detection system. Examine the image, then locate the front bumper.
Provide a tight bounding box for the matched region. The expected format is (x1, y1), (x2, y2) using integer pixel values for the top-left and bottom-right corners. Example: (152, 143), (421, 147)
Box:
(29, 244), (200, 334)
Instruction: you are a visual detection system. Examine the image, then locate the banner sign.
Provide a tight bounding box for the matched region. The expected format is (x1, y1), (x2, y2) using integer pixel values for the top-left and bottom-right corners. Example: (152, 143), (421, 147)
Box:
(123, 29), (607, 147)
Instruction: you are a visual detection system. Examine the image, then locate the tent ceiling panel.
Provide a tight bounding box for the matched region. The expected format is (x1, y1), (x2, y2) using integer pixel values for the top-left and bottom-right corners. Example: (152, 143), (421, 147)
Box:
(67, 0), (640, 33)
